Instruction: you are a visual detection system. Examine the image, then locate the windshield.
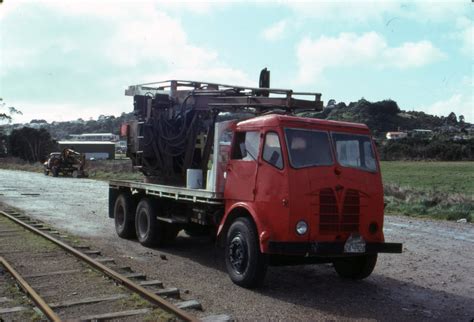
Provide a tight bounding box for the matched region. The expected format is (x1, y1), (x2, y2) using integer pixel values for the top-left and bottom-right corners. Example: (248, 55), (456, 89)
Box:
(332, 133), (377, 172)
(285, 128), (333, 168)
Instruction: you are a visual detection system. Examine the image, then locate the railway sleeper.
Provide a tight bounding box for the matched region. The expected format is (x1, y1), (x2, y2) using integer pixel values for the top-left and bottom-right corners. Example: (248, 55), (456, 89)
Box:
(48, 293), (129, 309)
(78, 308), (151, 321)
(153, 287), (180, 298)
(139, 279), (164, 288)
(176, 300), (203, 311)
(81, 250), (101, 255)
(0, 306), (29, 314)
(95, 257), (115, 264)
(123, 272), (147, 280)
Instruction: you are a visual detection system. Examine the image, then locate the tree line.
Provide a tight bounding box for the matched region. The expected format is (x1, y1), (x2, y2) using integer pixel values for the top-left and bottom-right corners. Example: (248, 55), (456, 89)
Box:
(1, 99), (472, 162)
(378, 137), (474, 161)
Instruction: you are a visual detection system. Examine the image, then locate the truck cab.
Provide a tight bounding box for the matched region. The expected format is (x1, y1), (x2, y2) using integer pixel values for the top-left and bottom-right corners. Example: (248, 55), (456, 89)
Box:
(219, 114), (401, 287)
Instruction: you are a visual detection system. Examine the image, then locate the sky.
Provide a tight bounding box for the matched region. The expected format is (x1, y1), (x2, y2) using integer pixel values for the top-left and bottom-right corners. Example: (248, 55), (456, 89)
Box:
(0, 0), (472, 124)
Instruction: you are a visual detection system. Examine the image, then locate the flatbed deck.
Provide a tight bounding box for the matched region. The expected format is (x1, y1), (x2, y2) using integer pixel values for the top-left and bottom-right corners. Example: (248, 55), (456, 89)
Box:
(109, 180), (224, 205)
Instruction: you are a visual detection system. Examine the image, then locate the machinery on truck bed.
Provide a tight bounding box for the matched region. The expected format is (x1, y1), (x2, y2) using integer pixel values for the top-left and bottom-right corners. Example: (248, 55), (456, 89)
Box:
(109, 69), (402, 288)
(44, 148), (87, 178)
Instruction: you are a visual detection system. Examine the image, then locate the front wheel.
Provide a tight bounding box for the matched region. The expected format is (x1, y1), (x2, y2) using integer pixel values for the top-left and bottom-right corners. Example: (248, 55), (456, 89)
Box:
(333, 254), (377, 280)
(225, 217), (268, 288)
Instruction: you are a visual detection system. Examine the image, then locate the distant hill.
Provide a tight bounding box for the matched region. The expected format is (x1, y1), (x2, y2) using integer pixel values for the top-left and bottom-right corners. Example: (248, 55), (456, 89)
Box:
(299, 98), (468, 138)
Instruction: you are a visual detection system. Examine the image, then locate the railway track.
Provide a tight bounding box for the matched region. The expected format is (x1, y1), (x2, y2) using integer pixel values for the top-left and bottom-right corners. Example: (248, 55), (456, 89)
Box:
(0, 207), (221, 321)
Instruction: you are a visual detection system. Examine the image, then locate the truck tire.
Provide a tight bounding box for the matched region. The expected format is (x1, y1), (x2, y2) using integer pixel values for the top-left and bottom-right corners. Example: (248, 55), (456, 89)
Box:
(333, 254), (377, 280)
(225, 217), (268, 288)
(52, 166), (59, 177)
(135, 198), (164, 247)
(72, 170), (79, 178)
(114, 194), (136, 239)
(44, 169), (49, 176)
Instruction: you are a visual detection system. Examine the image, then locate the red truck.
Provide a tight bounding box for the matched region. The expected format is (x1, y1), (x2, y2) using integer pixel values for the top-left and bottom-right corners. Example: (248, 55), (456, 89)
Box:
(109, 70), (402, 288)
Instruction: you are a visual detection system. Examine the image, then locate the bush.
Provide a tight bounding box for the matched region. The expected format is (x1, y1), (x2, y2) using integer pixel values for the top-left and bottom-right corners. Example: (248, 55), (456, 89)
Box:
(380, 138), (473, 161)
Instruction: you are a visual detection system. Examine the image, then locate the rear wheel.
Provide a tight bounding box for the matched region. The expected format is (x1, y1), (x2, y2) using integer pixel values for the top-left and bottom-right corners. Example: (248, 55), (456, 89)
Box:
(114, 193), (136, 239)
(72, 170), (79, 178)
(333, 254), (377, 280)
(225, 217), (268, 288)
(135, 198), (170, 247)
(51, 166), (59, 177)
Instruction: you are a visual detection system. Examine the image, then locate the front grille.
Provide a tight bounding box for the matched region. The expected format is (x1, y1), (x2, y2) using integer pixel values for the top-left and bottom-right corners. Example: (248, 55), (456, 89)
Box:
(319, 188), (338, 232)
(319, 188), (360, 233)
(341, 189), (360, 232)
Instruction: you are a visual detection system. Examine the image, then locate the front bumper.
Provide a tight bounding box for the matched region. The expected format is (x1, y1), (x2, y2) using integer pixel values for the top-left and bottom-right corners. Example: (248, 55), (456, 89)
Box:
(268, 241), (402, 256)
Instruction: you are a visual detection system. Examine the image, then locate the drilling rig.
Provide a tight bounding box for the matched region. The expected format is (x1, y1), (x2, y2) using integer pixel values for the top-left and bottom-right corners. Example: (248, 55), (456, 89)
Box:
(122, 68), (322, 186)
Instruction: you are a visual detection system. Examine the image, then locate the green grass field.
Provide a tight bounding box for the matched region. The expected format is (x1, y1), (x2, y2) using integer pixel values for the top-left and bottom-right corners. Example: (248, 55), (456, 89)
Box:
(381, 161), (473, 222)
(380, 161), (474, 195)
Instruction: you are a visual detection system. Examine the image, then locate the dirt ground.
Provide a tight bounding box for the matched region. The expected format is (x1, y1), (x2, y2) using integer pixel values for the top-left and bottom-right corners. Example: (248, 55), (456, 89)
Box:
(0, 169), (473, 321)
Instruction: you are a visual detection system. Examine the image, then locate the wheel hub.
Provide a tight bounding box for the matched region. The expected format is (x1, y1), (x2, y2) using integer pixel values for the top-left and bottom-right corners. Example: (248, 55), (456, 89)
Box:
(229, 235), (248, 274)
(138, 210), (149, 237)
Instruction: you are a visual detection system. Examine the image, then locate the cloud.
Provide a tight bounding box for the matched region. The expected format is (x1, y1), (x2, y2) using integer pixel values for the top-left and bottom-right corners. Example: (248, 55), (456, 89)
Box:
(285, 1), (399, 23)
(384, 41), (446, 68)
(454, 17), (473, 56)
(261, 20), (287, 41)
(103, 11), (218, 69)
(420, 93), (473, 122)
(1, 0), (252, 121)
(420, 76), (473, 122)
(284, 1), (468, 24)
(295, 32), (445, 84)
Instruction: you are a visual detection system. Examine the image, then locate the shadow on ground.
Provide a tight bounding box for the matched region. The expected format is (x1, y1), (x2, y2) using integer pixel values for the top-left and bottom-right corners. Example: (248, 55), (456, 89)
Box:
(135, 234), (473, 321)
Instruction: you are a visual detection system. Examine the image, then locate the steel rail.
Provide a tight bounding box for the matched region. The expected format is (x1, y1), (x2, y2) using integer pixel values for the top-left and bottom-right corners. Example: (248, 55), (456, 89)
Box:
(0, 210), (198, 322)
(0, 256), (61, 322)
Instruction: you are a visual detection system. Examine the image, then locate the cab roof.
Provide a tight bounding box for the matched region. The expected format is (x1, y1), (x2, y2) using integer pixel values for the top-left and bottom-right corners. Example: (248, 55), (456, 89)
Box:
(236, 114), (370, 133)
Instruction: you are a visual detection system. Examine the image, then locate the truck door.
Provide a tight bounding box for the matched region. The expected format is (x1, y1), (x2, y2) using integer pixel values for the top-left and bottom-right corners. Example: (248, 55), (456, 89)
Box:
(224, 131), (260, 201)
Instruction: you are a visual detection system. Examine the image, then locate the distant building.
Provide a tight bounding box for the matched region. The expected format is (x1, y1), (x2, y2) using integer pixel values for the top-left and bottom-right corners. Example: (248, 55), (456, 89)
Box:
(410, 129), (433, 139)
(58, 141), (116, 160)
(69, 133), (119, 142)
(386, 132), (408, 140)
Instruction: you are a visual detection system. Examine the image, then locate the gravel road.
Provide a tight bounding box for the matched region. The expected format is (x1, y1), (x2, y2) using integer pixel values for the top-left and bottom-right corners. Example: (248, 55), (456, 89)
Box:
(0, 169), (473, 321)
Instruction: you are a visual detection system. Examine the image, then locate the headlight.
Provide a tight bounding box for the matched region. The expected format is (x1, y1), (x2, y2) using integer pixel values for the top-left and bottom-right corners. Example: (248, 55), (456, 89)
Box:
(296, 220), (308, 235)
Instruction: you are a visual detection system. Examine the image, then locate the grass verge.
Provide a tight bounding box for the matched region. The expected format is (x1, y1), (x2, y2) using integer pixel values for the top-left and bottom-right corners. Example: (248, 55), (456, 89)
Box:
(381, 161), (473, 222)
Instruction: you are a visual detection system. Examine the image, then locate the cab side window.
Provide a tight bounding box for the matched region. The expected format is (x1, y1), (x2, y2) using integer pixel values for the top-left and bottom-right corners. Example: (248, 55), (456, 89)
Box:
(231, 131), (260, 161)
(262, 132), (283, 169)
